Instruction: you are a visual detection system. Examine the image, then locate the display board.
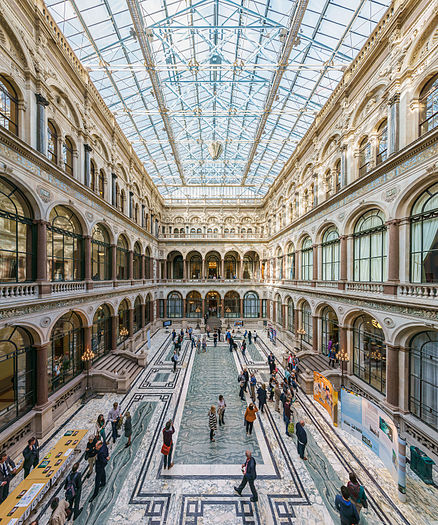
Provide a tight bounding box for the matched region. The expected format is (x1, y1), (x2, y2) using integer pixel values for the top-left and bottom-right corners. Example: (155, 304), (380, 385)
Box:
(340, 388), (399, 482)
(313, 372), (338, 425)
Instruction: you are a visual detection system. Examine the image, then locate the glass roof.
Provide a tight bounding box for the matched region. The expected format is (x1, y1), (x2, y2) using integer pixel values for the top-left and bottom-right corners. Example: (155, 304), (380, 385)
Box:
(46, 0), (391, 202)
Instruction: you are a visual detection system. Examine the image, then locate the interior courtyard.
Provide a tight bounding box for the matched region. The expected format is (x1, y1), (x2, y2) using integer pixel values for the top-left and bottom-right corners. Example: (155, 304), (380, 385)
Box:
(0, 0), (438, 523)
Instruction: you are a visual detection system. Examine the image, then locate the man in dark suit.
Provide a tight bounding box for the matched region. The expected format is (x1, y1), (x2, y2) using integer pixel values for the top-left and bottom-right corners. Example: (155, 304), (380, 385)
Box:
(268, 352), (275, 374)
(0, 452), (16, 503)
(296, 420), (308, 460)
(234, 450), (258, 502)
(22, 437), (40, 478)
(90, 441), (109, 502)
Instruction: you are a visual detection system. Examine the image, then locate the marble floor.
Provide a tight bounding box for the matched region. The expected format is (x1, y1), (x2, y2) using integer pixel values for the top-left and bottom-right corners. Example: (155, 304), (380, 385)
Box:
(27, 328), (438, 525)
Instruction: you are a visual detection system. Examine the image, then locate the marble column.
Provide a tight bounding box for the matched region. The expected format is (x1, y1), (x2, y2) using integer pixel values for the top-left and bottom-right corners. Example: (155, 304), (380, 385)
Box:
(141, 254), (146, 280)
(385, 344), (399, 409)
(35, 93), (49, 154)
(111, 174), (117, 206)
(240, 298), (244, 318)
(294, 308), (299, 335)
(141, 303), (146, 328)
(35, 342), (50, 407)
(84, 235), (93, 289)
(340, 144), (348, 187)
(182, 299), (186, 318)
(388, 93), (400, 155)
(260, 299), (263, 317)
(312, 316), (319, 353)
(282, 304), (287, 329)
(385, 219), (400, 294)
(312, 244), (318, 283)
(35, 219), (50, 294)
(163, 259), (167, 280)
(339, 235), (348, 289)
(84, 144), (92, 187)
(83, 325), (92, 354)
(294, 252), (300, 280)
(221, 258), (225, 279)
(183, 259), (187, 280)
(128, 251), (134, 281)
(111, 244), (117, 281)
(221, 298), (225, 319)
(128, 308), (134, 338)
(111, 315), (118, 351)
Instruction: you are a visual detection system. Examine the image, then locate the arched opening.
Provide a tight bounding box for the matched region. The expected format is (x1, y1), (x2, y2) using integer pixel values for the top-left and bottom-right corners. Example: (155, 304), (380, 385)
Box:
(49, 312), (83, 393)
(47, 120), (58, 164)
(167, 291), (183, 318)
(224, 291), (240, 318)
(321, 227), (340, 281)
(0, 75), (18, 135)
(117, 299), (130, 344)
(145, 293), (152, 324)
(286, 244), (295, 280)
(133, 242), (142, 280)
(321, 306), (339, 356)
(92, 304), (112, 359)
(206, 252), (220, 279)
(300, 301), (312, 345)
(63, 137), (74, 177)
(243, 291), (259, 318)
(287, 298), (294, 331)
(409, 330), (438, 431)
(301, 237), (313, 281)
(353, 209), (387, 282)
(188, 252), (202, 279)
(133, 296), (142, 333)
(420, 74), (438, 136)
(116, 235), (129, 280)
(243, 251), (259, 279)
(410, 183), (438, 283)
(91, 223), (111, 281)
(186, 291), (202, 318)
(376, 120), (388, 164)
(224, 252), (238, 279)
(0, 325), (35, 431)
(167, 251), (183, 279)
(0, 176), (35, 283)
(352, 313), (386, 393)
(48, 205), (83, 282)
(205, 291), (221, 317)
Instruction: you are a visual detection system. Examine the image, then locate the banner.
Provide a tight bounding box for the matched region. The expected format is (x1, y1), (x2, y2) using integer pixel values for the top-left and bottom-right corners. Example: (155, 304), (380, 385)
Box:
(313, 372), (338, 426)
(340, 388), (399, 482)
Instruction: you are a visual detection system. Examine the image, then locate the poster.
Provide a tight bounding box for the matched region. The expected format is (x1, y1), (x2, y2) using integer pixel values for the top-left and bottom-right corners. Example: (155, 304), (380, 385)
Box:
(340, 388), (399, 482)
(313, 372), (338, 425)
(17, 483), (45, 507)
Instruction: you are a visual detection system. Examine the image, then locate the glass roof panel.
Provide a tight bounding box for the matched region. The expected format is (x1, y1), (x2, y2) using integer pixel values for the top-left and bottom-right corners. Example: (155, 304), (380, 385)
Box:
(46, 0), (391, 202)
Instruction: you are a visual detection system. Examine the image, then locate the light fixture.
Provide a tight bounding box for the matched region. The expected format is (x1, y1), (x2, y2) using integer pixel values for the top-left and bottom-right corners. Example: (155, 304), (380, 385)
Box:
(208, 141), (223, 160)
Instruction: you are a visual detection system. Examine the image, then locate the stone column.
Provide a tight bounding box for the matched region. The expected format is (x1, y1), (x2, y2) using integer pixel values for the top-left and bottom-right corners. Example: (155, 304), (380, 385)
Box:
(385, 219), (400, 294)
(35, 342), (50, 407)
(35, 94), (49, 154)
(111, 174), (117, 206)
(282, 304), (287, 329)
(111, 245), (117, 281)
(183, 259), (187, 280)
(312, 244), (318, 283)
(128, 308), (134, 338)
(385, 344), (399, 409)
(388, 93), (400, 155)
(141, 302), (146, 329)
(240, 298), (244, 318)
(182, 299), (186, 318)
(294, 252), (300, 280)
(239, 260), (244, 280)
(84, 144), (92, 187)
(260, 299), (264, 317)
(339, 235), (348, 290)
(141, 254), (146, 280)
(312, 315), (319, 353)
(128, 251), (134, 281)
(83, 325), (92, 353)
(35, 219), (50, 294)
(84, 235), (93, 289)
(221, 258), (225, 279)
(111, 315), (118, 351)
(338, 325), (349, 374)
(340, 144), (348, 187)
(293, 308), (299, 335)
(162, 260), (167, 280)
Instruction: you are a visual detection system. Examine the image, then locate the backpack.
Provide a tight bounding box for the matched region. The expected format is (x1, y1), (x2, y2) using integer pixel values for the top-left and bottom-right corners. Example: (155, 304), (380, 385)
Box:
(65, 472), (78, 500)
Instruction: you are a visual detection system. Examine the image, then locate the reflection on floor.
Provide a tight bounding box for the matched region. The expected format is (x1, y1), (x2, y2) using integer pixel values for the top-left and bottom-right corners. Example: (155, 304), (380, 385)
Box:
(29, 329), (437, 525)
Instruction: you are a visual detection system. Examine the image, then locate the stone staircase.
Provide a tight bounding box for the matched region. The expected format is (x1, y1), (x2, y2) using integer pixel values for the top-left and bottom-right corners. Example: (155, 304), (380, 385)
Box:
(89, 351), (145, 394)
(299, 352), (338, 374)
(206, 317), (222, 331)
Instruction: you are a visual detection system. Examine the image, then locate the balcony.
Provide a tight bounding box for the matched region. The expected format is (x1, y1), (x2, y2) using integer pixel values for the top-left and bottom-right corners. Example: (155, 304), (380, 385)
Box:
(398, 284), (438, 299)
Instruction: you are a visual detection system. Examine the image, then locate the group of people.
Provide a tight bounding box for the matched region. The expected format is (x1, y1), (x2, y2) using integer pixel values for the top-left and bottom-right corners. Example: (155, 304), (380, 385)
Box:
(335, 473), (368, 524)
(208, 395), (227, 441)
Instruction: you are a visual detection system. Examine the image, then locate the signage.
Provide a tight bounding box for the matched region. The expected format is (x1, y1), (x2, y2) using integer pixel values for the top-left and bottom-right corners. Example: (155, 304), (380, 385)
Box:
(163, 320), (172, 327)
(313, 372), (338, 425)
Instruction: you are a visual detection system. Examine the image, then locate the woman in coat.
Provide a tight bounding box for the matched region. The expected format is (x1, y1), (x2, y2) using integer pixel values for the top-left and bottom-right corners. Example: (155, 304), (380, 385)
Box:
(95, 414), (106, 444)
(124, 411), (132, 447)
(244, 403), (259, 436)
(209, 405), (217, 442)
(257, 384), (267, 413)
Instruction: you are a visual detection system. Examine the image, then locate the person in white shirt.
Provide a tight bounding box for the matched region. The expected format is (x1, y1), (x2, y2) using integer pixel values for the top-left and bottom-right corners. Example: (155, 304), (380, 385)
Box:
(108, 402), (121, 443)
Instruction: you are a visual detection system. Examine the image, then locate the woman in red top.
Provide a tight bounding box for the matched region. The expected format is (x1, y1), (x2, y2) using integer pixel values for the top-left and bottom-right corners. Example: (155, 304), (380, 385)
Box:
(162, 420), (175, 469)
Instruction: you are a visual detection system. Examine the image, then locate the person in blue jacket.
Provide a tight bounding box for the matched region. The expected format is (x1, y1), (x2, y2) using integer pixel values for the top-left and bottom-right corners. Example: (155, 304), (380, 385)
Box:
(234, 450), (258, 502)
(335, 486), (360, 525)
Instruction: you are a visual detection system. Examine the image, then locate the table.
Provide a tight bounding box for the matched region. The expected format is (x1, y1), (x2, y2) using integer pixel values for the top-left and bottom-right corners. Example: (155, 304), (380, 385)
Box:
(0, 429), (87, 524)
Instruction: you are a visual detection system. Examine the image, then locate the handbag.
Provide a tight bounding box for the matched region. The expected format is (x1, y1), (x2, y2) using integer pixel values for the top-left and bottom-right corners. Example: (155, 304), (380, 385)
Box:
(288, 422), (295, 434)
(358, 486), (368, 508)
(161, 443), (171, 455)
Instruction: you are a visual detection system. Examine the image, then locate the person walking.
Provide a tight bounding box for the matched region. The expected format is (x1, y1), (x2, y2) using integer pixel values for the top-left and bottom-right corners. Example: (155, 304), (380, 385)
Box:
(171, 329), (176, 342)
(284, 396), (292, 436)
(249, 373), (257, 402)
(191, 336), (196, 350)
(90, 441), (109, 502)
(257, 384), (267, 413)
(268, 352), (275, 374)
(218, 395), (226, 426)
(124, 411), (132, 448)
(162, 420), (175, 469)
(201, 335), (207, 353)
(172, 350), (179, 372)
(274, 382), (281, 413)
(95, 414), (106, 444)
(48, 497), (71, 525)
(268, 377), (275, 402)
(213, 331), (218, 347)
(85, 435), (98, 478)
(335, 486), (360, 525)
(234, 450), (258, 502)
(241, 339), (246, 357)
(253, 330), (257, 343)
(296, 420), (308, 460)
(248, 331), (252, 345)
(217, 327), (221, 342)
(229, 335), (234, 352)
(244, 403), (259, 436)
(0, 452), (16, 503)
(22, 436), (39, 478)
(238, 372), (246, 401)
(208, 405), (218, 442)
(329, 342), (337, 368)
(108, 402), (121, 444)
(347, 472), (368, 515)
(64, 462), (82, 520)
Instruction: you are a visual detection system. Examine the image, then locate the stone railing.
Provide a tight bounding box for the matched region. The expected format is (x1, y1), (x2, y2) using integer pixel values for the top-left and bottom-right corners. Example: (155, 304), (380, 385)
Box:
(345, 282), (384, 294)
(51, 282), (86, 294)
(0, 283), (39, 299)
(315, 280), (339, 288)
(92, 280), (113, 289)
(398, 284), (438, 299)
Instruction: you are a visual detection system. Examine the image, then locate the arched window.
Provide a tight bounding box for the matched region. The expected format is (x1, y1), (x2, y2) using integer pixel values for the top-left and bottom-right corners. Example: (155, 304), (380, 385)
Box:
(186, 291), (202, 318)
(321, 227), (340, 281)
(133, 242), (142, 280)
(224, 291), (240, 318)
(286, 246), (295, 280)
(321, 306), (338, 356)
(243, 291), (259, 318)
(170, 253), (183, 279)
(276, 295), (282, 325)
(0, 326), (34, 431)
(287, 298), (294, 331)
(91, 223), (111, 281)
(115, 183), (120, 209)
(145, 247), (151, 279)
(206, 253), (220, 278)
(224, 254), (237, 279)
(410, 183), (438, 283)
(301, 237), (313, 280)
(47, 120), (58, 164)
(90, 161), (96, 192)
(98, 170), (105, 199)
(145, 293), (152, 324)
(48, 206), (83, 282)
(242, 255), (254, 279)
(205, 291), (221, 317)
(334, 160), (341, 192)
(92, 304), (112, 359)
(116, 235), (129, 280)
(0, 177), (34, 283)
(117, 299), (130, 344)
(420, 74), (438, 136)
(49, 312), (83, 393)
(376, 121), (388, 164)
(189, 253), (202, 279)
(167, 292), (183, 318)
(63, 138), (74, 177)
(359, 137), (371, 177)
(353, 209), (387, 282)
(0, 75), (18, 135)
(300, 301), (312, 344)
(409, 331), (438, 431)
(133, 296), (142, 333)
(353, 314), (386, 393)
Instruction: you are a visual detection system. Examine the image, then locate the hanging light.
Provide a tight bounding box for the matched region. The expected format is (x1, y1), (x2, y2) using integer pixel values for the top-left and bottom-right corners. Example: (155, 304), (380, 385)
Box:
(208, 141), (223, 160)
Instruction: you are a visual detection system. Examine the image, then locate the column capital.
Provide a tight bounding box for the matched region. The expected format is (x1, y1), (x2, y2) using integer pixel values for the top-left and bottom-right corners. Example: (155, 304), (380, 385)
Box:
(385, 218), (401, 227)
(84, 143), (93, 152)
(387, 92), (401, 106)
(35, 93), (49, 106)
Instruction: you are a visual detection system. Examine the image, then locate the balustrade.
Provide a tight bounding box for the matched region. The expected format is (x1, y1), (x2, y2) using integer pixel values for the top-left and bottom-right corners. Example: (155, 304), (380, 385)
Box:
(0, 283), (39, 299)
(398, 284), (438, 299)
